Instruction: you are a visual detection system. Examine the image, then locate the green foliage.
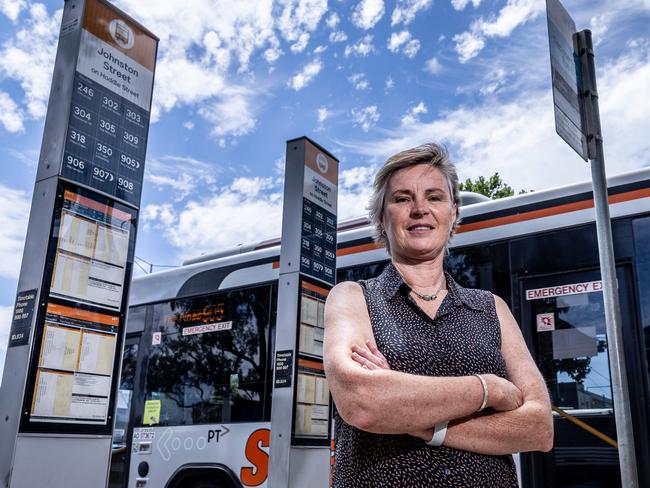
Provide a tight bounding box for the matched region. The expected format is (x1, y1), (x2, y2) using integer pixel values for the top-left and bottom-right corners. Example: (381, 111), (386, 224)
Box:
(459, 172), (526, 199)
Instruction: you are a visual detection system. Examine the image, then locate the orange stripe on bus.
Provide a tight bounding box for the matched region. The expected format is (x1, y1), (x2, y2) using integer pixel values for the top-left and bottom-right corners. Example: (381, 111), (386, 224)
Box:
(456, 188), (650, 234)
(270, 188), (650, 262)
(298, 358), (324, 371)
(336, 242), (382, 256)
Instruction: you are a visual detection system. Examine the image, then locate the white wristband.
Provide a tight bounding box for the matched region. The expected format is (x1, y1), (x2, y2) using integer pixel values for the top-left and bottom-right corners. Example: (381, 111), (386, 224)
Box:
(426, 421), (449, 447)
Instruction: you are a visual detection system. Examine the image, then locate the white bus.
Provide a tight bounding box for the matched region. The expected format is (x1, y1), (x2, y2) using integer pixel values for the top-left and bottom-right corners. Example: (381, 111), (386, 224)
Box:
(110, 167), (650, 488)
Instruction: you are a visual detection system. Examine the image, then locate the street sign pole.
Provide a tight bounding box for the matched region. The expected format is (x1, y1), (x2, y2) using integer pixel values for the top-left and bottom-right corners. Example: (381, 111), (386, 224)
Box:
(575, 29), (639, 488)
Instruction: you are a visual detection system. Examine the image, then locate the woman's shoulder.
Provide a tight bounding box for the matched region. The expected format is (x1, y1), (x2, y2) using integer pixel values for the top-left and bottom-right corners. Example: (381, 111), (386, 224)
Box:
(327, 281), (366, 307)
(449, 277), (497, 313)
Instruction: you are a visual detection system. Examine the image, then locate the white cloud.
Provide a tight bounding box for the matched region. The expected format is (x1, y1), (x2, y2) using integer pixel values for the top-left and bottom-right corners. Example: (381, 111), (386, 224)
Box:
(348, 72), (370, 90)
(142, 203), (176, 229)
(313, 45), (328, 54)
(391, 0), (433, 26)
(344, 34), (376, 57)
(0, 184), (30, 279)
(387, 31), (420, 58)
(198, 88), (257, 142)
(387, 31), (409, 51)
(276, 0), (328, 45)
(451, 0), (481, 11)
(452, 0), (543, 63)
(351, 0), (385, 30)
(401, 101), (428, 125)
(338, 165), (378, 219)
(480, 67), (508, 95)
(326, 12), (340, 29)
(288, 59), (323, 90)
(351, 105), (380, 131)
(0, 4), (61, 119)
(329, 30), (348, 42)
(0, 92), (24, 132)
(183, 121), (195, 130)
(231, 176), (275, 196)
(589, 14), (609, 45)
(264, 45), (283, 63)
(452, 31), (486, 63)
(385, 76), (395, 90)
(317, 106), (330, 123)
(142, 177), (285, 260)
(404, 39), (420, 58)
(146, 155), (220, 200)
(0, 0), (27, 21)
(290, 32), (310, 53)
(341, 43), (650, 193)
(425, 57), (442, 74)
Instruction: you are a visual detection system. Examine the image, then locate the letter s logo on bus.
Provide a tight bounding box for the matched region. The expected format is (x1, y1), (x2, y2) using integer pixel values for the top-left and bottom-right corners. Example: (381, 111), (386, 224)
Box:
(240, 428), (270, 486)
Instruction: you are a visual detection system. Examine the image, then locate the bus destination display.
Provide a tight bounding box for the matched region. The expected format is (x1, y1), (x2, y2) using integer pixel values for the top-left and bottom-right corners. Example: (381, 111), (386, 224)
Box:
(60, 0), (156, 207)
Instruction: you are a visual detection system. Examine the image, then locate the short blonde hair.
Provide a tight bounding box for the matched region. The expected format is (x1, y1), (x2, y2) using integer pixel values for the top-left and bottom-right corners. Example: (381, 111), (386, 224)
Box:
(368, 143), (461, 254)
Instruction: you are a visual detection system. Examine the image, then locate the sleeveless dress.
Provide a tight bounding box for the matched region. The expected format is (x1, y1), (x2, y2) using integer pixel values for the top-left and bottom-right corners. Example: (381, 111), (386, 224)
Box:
(332, 263), (519, 487)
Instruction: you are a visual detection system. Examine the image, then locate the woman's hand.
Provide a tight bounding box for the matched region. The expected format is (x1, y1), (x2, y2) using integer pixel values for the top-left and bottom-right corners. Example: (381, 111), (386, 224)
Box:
(351, 340), (390, 370)
(483, 374), (524, 412)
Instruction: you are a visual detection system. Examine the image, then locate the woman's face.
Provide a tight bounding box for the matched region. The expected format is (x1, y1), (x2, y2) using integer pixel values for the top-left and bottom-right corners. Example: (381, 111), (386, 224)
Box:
(382, 164), (457, 261)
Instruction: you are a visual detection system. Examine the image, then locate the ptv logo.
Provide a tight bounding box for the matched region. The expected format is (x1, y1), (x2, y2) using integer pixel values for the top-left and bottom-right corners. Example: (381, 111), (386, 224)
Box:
(156, 425), (231, 461)
(207, 426), (230, 443)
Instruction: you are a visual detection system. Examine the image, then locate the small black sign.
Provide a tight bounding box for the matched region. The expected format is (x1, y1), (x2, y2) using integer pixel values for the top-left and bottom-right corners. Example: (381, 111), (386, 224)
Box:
(8, 289), (38, 347)
(274, 350), (294, 388)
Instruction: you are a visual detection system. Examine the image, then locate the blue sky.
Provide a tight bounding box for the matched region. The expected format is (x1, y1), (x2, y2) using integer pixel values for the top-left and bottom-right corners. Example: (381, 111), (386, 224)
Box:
(1, 0), (649, 374)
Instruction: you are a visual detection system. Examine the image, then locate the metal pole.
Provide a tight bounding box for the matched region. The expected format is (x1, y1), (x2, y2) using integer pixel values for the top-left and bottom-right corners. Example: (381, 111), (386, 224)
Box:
(575, 29), (638, 487)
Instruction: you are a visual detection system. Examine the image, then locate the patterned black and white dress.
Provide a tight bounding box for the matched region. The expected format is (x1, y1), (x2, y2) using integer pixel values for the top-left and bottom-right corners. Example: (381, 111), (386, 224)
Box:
(332, 262), (519, 487)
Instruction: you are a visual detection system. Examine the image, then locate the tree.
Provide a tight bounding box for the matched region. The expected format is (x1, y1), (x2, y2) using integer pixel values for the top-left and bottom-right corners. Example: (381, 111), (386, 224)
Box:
(459, 172), (527, 199)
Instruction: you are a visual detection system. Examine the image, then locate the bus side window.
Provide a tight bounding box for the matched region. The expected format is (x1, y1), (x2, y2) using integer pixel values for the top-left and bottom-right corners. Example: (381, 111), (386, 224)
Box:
(140, 286), (272, 427)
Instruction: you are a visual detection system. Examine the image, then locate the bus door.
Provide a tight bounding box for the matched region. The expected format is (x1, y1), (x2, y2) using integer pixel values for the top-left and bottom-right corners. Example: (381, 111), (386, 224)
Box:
(518, 266), (638, 488)
(109, 335), (141, 488)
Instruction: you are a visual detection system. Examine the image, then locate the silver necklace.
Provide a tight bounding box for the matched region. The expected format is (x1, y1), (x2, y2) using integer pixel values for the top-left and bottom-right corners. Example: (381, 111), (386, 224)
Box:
(410, 284), (445, 301)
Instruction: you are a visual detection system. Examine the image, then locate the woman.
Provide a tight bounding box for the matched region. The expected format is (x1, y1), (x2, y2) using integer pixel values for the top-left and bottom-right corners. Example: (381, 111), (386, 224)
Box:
(323, 143), (553, 487)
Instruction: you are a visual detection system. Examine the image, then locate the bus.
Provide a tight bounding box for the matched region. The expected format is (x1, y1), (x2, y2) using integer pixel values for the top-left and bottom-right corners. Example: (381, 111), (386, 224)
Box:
(110, 167), (650, 488)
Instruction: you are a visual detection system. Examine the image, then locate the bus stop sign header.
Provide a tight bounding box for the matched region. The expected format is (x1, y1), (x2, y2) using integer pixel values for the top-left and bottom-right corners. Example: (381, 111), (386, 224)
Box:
(546, 0), (588, 160)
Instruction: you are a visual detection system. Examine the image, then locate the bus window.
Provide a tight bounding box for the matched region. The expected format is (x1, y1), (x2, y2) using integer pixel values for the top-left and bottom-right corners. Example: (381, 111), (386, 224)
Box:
(337, 261), (388, 283)
(141, 287), (272, 427)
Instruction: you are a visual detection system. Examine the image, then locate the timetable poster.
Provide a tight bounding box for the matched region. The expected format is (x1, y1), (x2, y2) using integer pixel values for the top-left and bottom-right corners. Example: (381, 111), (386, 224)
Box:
(298, 281), (328, 358)
(294, 363), (330, 439)
(60, 0), (157, 206)
(30, 303), (119, 424)
(50, 190), (131, 311)
(300, 142), (338, 285)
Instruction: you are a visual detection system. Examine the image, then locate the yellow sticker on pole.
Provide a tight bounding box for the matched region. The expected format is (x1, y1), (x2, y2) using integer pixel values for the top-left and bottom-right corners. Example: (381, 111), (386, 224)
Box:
(143, 399), (161, 425)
